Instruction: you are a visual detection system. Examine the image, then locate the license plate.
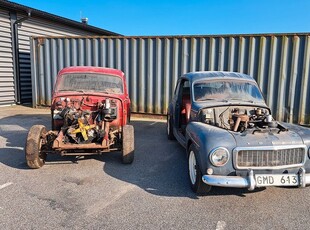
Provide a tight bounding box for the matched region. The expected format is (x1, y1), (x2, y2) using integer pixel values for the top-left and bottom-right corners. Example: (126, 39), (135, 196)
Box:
(255, 174), (299, 187)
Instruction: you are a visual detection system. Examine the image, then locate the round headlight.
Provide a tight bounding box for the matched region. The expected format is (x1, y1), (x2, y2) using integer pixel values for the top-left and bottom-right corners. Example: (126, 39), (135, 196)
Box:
(209, 147), (229, 167)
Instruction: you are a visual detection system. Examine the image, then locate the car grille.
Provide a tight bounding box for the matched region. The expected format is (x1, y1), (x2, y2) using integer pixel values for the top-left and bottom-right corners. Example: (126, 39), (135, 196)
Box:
(235, 147), (306, 169)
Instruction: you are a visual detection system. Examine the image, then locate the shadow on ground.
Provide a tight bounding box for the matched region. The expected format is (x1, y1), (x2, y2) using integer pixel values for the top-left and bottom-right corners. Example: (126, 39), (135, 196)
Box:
(101, 120), (265, 198)
(0, 113), (51, 169)
(0, 113), (264, 197)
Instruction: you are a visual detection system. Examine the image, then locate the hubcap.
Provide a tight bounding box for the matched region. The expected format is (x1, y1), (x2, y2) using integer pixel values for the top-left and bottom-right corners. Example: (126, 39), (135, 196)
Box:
(189, 150), (197, 185)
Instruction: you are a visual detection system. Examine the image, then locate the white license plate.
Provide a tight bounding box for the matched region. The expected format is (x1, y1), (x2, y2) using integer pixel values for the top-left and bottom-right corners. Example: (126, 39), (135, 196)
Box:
(255, 174), (299, 187)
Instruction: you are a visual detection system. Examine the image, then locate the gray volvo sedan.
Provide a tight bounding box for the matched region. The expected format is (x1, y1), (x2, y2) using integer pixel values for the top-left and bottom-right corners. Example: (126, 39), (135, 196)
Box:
(167, 71), (310, 195)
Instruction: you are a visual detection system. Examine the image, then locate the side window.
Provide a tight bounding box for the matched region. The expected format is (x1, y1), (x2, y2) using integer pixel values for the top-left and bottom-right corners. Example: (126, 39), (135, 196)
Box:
(174, 81), (181, 97)
(179, 79), (191, 125)
(175, 79), (190, 104)
(181, 80), (190, 100)
(183, 81), (190, 88)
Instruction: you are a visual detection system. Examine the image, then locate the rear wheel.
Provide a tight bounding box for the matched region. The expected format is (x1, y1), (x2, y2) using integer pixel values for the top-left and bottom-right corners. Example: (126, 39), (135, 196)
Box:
(25, 125), (47, 169)
(188, 145), (211, 195)
(122, 125), (134, 164)
(167, 114), (175, 140)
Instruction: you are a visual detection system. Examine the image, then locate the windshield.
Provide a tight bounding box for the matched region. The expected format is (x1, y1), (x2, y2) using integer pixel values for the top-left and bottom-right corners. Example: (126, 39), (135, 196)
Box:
(193, 80), (264, 103)
(55, 73), (123, 94)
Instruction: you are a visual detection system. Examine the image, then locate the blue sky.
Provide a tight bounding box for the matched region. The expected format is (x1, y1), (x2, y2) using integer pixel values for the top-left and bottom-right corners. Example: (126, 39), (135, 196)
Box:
(12, 0), (310, 36)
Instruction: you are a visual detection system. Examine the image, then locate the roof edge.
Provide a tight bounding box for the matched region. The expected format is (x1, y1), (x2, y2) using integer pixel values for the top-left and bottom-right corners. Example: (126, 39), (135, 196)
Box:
(1, 0), (121, 36)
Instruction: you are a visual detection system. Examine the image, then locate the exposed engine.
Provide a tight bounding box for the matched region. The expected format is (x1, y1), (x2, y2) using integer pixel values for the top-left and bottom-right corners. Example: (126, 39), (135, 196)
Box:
(200, 106), (286, 133)
(53, 97), (119, 145)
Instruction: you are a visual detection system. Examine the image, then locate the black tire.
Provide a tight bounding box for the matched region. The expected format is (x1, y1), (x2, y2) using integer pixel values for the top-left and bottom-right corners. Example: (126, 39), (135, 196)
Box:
(122, 125), (134, 164)
(167, 114), (175, 140)
(25, 125), (47, 169)
(188, 145), (211, 195)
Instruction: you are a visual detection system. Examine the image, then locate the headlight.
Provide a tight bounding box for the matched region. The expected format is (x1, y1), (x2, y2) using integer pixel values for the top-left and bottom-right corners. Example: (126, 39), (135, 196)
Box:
(209, 147), (229, 167)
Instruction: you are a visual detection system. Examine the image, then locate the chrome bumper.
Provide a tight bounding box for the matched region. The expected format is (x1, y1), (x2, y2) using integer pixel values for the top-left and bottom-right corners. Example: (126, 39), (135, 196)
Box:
(202, 168), (310, 191)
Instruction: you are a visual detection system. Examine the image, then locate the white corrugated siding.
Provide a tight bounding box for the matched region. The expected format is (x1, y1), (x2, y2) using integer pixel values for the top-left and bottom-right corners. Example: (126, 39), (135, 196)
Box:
(0, 9), (15, 106)
(17, 14), (99, 103)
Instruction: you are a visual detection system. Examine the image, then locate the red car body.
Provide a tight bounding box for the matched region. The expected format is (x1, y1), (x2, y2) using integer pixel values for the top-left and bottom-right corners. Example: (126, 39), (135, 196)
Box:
(25, 66), (134, 169)
(51, 66), (131, 128)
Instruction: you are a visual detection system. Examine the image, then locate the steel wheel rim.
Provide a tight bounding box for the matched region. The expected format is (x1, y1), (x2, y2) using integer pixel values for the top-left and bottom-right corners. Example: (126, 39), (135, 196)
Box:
(189, 150), (197, 185)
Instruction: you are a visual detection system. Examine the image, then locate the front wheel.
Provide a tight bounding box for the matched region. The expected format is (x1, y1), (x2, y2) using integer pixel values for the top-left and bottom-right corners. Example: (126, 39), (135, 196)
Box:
(122, 125), (134, 164)
(188, 145), (211, 195)
(25, 125), (47, 169)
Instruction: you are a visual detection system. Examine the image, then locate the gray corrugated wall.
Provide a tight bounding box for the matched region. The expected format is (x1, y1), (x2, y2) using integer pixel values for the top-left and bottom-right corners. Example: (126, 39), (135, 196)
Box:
(31, 35), (310, 124)
(0, 9), (15, 106)
(17, 13), (103, 104)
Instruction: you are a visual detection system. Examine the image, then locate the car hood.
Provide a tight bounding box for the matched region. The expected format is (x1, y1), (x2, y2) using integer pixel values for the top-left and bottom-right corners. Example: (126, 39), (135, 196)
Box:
(228, 129), (304, 148)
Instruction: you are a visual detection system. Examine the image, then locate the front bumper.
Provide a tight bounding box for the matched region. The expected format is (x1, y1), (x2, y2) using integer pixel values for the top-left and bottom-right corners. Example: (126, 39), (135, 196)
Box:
(202, 168), (310, 190)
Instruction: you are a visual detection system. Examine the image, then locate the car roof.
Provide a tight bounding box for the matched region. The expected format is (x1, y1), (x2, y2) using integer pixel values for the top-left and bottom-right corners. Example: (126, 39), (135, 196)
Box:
(183, 71), (256, 82)
(58, 66), (125, 78)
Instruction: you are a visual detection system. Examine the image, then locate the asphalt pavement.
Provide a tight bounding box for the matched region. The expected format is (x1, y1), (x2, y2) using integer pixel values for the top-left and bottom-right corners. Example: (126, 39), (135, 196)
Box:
(1, 105), (310, 230)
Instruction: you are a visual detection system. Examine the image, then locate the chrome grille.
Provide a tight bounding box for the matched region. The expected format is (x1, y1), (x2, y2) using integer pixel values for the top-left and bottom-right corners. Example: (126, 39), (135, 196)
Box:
(235, 147), (305, 169)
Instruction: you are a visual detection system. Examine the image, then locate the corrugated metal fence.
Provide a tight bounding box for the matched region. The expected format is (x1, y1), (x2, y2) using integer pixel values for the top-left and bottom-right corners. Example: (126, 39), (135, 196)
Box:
(31, 34), (310, 124)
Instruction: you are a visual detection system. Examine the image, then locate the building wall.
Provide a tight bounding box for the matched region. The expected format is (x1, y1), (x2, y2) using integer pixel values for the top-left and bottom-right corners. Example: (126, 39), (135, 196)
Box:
(31, 35), (310, 124)
(0, 7), (111, 106)
(16, 13), (100, 104)
(0, 8), (14, 106)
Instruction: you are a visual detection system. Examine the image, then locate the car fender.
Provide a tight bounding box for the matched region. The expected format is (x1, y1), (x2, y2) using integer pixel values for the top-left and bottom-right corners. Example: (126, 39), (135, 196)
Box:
(186, 122), (237, 174)
(279, 122), (310, 146)
(279, 122), (310, 170)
